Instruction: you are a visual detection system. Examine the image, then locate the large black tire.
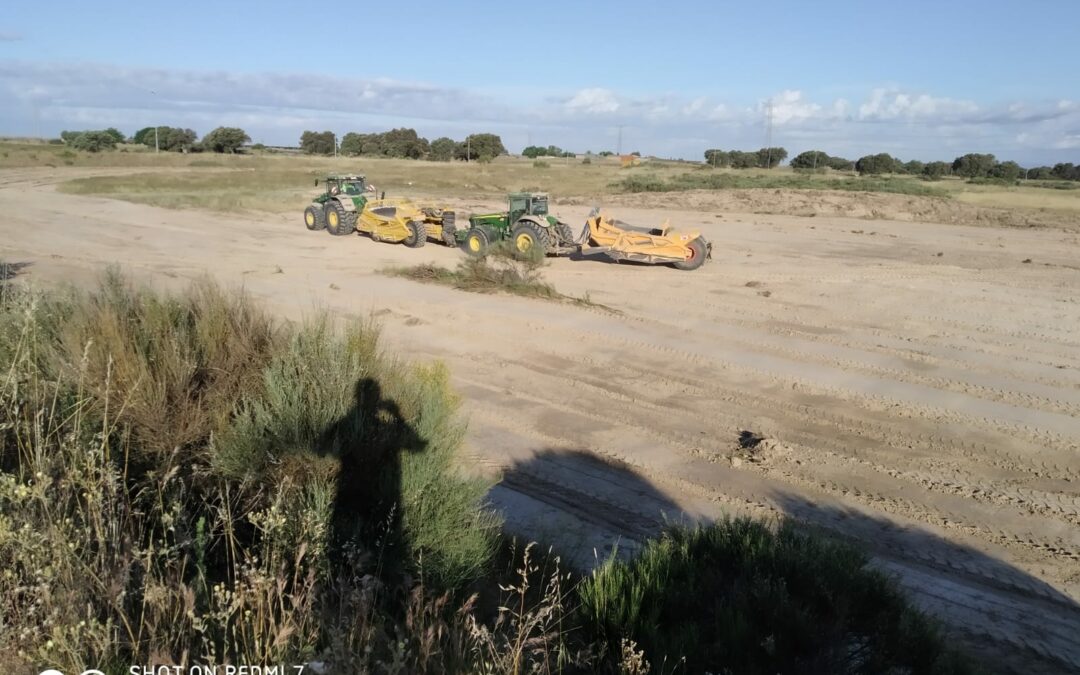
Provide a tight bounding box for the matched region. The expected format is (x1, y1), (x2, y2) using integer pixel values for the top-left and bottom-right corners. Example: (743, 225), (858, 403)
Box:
(510, 220), (551, 257)
(554, 221), (576, 246)
(325, 201), (355, 236)
(440, 212), (458, 246)
(304, 205), (325, 231)
(462, 227), (490, 257)
(673, 237), (708, 271)
(403, 220), (427, 248)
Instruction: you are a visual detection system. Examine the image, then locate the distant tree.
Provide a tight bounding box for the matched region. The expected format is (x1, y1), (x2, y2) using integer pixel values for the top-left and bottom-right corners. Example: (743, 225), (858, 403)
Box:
(455, 133), (506, 161)
(339, 132), (365, 157)
(951, 153), (996, 178)
(131, 127), (155, 146)
(522, 145), (544, 158)
(1025, 166), (1053, 180)
(68, 131), (118, 153)
(103, 128), (125, 144)
(630, 151), (641, 157)
(300, 130), (336, 155)
(704, 149), (730, 167)
(756, 147), (787, 168)
(922, 161), (950, 179)
(598, 150), (615, 157)
(902, 160), (925, 175)
(60, 130), (82, 145)
(128, 126), (196, 151)
(202, 127), (250, 153)
(855, 153), (897, 175)
(729, 151), (759, 169)
(1051, 162), (1078, 181)
(989, 160), (1022, 182)
(790, 150), (830, 170)
(429, 137), (456, 162)
(826, 156), (854, 171)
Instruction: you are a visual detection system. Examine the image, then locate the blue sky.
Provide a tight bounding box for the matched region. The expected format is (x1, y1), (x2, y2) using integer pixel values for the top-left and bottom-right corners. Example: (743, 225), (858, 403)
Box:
(1, 0), (1078, 163)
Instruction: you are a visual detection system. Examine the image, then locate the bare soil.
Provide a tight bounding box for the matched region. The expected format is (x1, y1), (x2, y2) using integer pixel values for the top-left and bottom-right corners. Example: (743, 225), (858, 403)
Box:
(2, 168), (1078, 673)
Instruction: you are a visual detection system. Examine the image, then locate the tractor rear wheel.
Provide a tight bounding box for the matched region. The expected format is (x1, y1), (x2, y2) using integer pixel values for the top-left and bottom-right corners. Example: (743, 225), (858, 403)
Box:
(325, 201), (354, 236)
(554, 221), (576, 246)
(510, 221), (550, 257)
(462, 227), (490, 257)
(304, 205), (325, 231)
(673, 237), (708, 271)
(403, 220), (427, 248)
(440, 213), (458, 247)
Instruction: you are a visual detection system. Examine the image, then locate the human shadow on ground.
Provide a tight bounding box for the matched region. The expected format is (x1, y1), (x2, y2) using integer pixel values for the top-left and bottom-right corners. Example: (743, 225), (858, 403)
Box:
(316, 378), (427, 574)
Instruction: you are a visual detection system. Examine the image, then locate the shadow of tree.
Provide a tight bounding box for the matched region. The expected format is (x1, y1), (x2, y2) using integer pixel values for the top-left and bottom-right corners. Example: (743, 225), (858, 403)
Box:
(316, 377), (427, 574)
(492, 447), (1080, 673)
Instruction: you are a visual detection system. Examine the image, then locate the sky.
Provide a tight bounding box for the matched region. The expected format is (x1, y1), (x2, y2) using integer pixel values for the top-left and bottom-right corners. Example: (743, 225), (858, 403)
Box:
(1, 0), (1078, 164)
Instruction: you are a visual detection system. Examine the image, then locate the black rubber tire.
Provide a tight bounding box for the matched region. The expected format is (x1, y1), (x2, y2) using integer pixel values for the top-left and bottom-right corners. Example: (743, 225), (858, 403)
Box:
(403, 220), (427, 248)
(304, 205), (325, 231)
(325, 201), (354, 236)
(673, 237), (708, 270)
(554, 221), (576, 246)
(462, 227), (490, 257)
(510, 220), (551, 257)
(440, 212), (457, 246)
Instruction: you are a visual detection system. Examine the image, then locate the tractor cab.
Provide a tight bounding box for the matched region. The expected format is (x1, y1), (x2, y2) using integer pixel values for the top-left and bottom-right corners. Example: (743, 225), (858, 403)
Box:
(507, 192), (549, 223)
(321, 174), (367, 197)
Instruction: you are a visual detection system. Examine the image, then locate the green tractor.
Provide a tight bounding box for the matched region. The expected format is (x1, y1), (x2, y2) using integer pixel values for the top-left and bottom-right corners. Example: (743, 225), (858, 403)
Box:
(303, 174), (371, 236)
(459, 192), (579, 257)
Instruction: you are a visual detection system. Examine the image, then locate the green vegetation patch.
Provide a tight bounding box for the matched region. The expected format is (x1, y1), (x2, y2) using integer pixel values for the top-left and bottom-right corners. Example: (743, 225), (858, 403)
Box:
(613, 171), (948, 197)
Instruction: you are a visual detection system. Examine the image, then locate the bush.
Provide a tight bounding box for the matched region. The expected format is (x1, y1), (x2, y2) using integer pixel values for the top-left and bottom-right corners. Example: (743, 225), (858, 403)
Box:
(579, 520), (973, 675)
(202, 127), (250, 153)
(533, 159), (550, 168)
(952, 153), (996, 178)
(0, 273), (502, 671)
(790, 150), (830, 169)
(855, 153), (897, 175)
(923, 161), (950, 179)
(67, 131), (118, 153)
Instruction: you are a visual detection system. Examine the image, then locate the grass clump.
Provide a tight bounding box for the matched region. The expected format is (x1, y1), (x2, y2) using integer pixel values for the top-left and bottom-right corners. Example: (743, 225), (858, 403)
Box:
(0, 273), (506, 671)
(578, 519), (973, 675)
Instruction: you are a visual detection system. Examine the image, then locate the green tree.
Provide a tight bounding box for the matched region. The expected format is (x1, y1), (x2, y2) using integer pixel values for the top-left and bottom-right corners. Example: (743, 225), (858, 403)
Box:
(789, 150), (830, 170)
(68, 131), (118, 152)
(951, 153), (996, 178)
(339, 132), (366, 156)
(1051, 162), (1078, 180)
(902, 160), (925, 175)
(103, 128), (126, 144)
(1026, 166), (1054, 179)
(922, 161), (950, 179)
(300, 130), (336, 155)
(455, 133), (506, 161)
(756, 147), (788, 168)
(704, 149), (730, 167)
(826, 156), (854, 171)
(855, 153), (897, 175)
(162, 128), (197, 152)
(429, 137), (456, 162)
(729, 151), (758, 169)
(202, 127), (250, 153)
(990, 160), (1022, 182)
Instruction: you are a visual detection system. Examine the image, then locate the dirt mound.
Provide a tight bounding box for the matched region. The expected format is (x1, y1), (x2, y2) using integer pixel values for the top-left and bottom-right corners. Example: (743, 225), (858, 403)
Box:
(562, 189), (1079, 230)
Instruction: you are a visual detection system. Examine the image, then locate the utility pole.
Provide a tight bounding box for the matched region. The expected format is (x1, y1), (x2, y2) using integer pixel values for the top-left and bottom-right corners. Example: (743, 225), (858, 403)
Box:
(467, 136), (471, 163)
(150, 89), (159, 153)
(616, 125), (624, 156)
(764, 98), (774, 169)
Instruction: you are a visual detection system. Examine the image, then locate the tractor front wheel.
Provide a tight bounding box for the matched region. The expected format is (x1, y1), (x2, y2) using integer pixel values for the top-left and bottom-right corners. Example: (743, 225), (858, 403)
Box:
(325, 202), (354, 236)
(304, 205), (325, 231)
(673, 238), (708, 271)
(462, 228), (490, 257)
(510, 221), (550, 257)
(403, 220), (427, 248)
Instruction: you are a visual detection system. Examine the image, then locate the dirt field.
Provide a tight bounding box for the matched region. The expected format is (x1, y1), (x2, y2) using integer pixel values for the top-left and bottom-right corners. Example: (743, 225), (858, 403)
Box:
(2, 167), (1078, 672)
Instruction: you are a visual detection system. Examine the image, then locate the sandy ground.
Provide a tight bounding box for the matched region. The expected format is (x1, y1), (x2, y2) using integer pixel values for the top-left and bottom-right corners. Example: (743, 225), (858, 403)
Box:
(2, 168), (1079, 672)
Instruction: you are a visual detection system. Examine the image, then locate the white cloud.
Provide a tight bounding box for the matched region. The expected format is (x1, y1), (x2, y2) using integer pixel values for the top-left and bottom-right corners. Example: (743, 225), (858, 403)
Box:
(564, 88), (620, 114)
(1, 59), (1077, 163)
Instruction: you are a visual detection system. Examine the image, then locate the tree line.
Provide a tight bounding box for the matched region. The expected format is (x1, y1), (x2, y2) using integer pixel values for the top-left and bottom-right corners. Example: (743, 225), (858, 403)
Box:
(711, 146), (1079, 183)
(59, 126), (251, 153)
(299, 128), (507, 162)
(704, 147), (791, 169)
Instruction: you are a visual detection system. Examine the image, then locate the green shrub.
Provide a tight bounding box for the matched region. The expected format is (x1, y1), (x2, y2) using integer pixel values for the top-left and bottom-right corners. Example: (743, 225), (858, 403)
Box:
(579, 519), (973, 675)
(533, 159), (550, 168)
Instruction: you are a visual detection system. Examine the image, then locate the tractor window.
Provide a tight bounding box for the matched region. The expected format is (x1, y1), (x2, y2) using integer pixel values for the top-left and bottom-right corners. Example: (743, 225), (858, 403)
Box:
(343, 182), (362, 195)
